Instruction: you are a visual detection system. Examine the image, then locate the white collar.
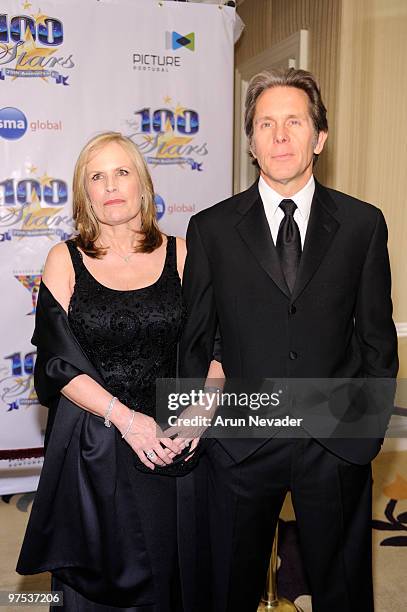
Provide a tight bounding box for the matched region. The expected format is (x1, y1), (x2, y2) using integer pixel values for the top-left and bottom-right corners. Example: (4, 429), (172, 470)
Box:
(258, 174), (315, 221)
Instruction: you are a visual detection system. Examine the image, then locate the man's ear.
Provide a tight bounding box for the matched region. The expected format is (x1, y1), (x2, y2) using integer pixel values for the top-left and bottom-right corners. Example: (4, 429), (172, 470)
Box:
(314, 130), (328, 155)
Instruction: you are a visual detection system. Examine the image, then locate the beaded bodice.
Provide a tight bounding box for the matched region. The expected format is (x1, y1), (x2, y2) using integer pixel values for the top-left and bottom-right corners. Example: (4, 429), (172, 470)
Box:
(67, 237), (185, 416)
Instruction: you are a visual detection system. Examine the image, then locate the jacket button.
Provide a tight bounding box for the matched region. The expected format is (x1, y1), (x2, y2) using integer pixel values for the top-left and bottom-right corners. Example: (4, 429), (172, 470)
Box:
(289, 351), (298, 360)
(289, 305), (297, 315)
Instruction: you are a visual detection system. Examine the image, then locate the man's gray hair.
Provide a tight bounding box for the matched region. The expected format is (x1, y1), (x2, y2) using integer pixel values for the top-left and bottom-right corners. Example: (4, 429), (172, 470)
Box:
(244, 68), (328, 145)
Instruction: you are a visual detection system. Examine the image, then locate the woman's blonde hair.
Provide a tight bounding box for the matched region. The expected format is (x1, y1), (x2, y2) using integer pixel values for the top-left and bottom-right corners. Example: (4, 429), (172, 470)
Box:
(72, 131), (162, 257)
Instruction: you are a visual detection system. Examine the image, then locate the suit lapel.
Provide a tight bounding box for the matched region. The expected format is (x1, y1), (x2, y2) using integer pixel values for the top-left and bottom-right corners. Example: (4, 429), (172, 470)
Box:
(292, 181), (340, 301)
(235, 183), (290, 298)
(234, 180), (340, 301)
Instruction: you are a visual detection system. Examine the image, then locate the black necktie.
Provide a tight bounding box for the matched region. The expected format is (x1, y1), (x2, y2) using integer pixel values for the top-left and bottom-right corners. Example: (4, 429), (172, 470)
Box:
(276, 199), (301, 293)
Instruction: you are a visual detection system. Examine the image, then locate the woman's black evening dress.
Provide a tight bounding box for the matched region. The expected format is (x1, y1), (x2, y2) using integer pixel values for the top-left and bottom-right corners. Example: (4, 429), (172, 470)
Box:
(17, 237), (194, 611)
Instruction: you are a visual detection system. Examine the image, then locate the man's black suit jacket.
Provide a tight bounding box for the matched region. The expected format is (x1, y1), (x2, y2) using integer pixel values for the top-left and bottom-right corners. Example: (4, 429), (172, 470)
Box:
(179, 179), (398, 465)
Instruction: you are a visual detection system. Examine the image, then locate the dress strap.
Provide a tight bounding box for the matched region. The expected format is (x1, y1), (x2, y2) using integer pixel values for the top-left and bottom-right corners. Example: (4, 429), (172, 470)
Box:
(65, 239), (84, 279)
(165, 235), (177, 273)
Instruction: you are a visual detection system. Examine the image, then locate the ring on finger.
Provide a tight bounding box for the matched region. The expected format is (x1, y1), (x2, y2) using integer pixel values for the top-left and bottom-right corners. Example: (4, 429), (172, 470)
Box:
(145, 450), (156, 460)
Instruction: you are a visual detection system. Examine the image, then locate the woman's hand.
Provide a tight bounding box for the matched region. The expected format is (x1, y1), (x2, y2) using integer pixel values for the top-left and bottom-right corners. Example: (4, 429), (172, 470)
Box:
(115, 408), (183, 470)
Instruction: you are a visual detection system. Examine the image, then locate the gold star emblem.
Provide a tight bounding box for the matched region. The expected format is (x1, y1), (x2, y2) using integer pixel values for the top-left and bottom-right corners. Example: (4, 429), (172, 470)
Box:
(26, 163), (38, 174)
(156, 133), (192, 159)
(153, 116), (192, 159)
(39, 172), (53, 188)
(174, 104), (186, 119)
(28, 382), (38, 400)
(164, 96), (172, 104)
(33, 10), (49, 27)
(27, 384), (37, 400)
(164, 117), (174, 133)
(20, 189), (61, 230)
(22, 1), (32, 9)
(13, 27), (56, 79)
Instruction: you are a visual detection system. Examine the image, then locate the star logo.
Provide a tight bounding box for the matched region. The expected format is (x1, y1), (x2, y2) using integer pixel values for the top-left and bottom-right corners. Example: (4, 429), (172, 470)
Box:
(155, 116), (193, 162)
(13, 27), (56, 80)
(174, 104), (187, 119)
(33, 10), (49, 28)
(20, 188), (61, 231)
(26, 163), (38, 174)
(39, 172), (53, 188)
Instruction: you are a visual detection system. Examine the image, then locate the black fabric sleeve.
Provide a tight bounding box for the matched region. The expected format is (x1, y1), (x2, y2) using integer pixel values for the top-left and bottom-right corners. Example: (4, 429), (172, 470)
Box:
(212, 325), (222, 363)
(179, 216), (218, 379)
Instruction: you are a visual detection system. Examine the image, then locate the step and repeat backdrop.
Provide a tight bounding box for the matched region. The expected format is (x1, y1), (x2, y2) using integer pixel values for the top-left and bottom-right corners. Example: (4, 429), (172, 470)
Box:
(0, 0), (235, 494)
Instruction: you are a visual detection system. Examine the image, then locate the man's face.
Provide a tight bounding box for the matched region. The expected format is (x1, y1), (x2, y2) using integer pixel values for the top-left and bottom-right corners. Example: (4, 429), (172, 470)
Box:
(251, 86), (327, 195)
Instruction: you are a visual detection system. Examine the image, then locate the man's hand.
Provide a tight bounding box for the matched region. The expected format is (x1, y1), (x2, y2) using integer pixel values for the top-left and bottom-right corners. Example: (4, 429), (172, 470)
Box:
(163, 396), (218, 459)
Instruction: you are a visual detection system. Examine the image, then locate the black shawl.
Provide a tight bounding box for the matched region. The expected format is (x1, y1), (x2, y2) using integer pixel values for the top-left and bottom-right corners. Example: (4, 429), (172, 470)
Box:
(16, 283), (198, 609)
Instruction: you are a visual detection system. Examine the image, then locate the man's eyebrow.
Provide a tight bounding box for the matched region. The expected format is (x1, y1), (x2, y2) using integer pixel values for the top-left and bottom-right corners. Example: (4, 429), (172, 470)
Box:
(255, 115), (274, 122)
(255, 113), (305, 122)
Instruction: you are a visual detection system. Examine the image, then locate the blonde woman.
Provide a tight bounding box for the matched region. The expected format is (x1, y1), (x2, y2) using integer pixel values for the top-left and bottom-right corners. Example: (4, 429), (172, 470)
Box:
(17, 132), (221, 611)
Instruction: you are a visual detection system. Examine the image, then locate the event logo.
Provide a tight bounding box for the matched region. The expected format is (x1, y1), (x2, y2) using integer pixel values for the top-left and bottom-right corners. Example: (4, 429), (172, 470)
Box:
(14, 272), (41, 314)
(0, 349), (38, 412)
(132, 29), (194, 73)
(0, 107), (62, 138)
(0, 4), (75, 85)
(0, 106), (27, 140)
(127, 98), (208, 171)
(30, 118), (62, 133)
(154, 194), (165, 221)
(0, 164), (73, 243)
(132, 52), (181, 73)
(165, 31), (195, 52)
(154, 194), (196, 219)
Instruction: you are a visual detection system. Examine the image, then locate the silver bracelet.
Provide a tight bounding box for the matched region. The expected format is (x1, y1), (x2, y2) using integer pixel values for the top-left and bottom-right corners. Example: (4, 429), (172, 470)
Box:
(203, 386), (222, 394)
(104, 396), (117, 428)
(121, 410), (136, 439)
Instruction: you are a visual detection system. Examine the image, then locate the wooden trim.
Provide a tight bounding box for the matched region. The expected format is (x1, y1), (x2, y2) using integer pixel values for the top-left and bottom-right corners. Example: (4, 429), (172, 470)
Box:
(0, 448), (44, 461)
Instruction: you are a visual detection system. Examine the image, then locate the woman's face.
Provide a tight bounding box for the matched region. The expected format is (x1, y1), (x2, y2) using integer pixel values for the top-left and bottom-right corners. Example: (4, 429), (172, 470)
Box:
(85, 141), (143, 228)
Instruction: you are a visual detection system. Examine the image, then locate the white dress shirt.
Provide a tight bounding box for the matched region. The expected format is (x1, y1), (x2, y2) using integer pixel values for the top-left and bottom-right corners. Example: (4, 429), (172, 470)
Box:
(258, 174), (315, 247)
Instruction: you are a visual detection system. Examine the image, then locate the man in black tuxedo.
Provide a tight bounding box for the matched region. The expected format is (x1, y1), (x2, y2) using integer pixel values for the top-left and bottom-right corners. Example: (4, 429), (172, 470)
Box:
(179, 69), (398, 611)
